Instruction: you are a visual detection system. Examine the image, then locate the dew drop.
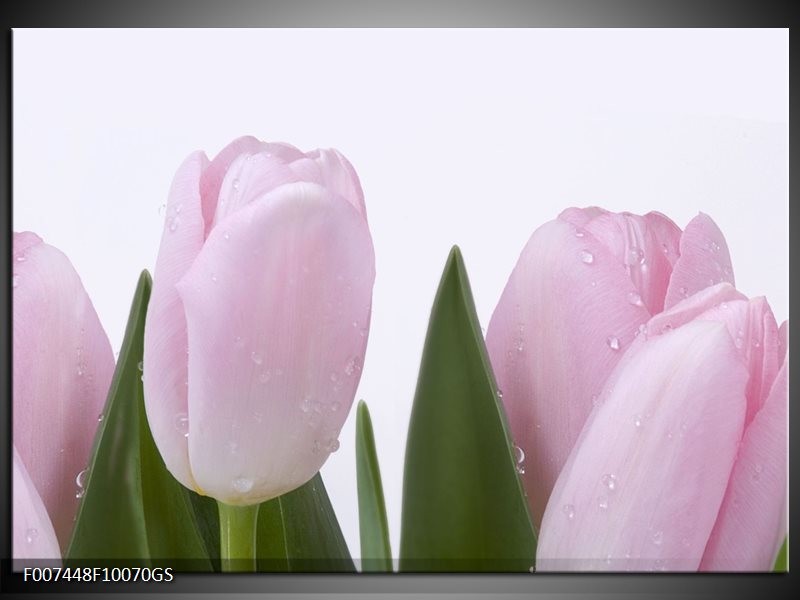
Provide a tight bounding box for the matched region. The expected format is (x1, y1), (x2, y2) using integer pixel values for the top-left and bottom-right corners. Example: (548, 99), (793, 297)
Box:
(574, 228), (585, 238)
(528, 566), (535, 573)
(661, 323), (673, 333)
(344, 356), (362, 376)
(258, 370), (272, 384)
(25, 528), (38, 544)
(601, 473), (617, 491)
(232, 178), (240, 190)
(232, 477), (253, 493)
(168, 216), (179, 232)
(591, 394), (599, 406)
(606, 336), (620, 351)
(211, 273), (218, 283)
(628, 247), (645, 265)
(251, 351), (263, 365)
(76, 365), (85, 377)
(679, 286), (688, 297)
(12, 275), (19, 288)
(513, 444), (525, 473)
(734, 337), (744, 349)
(234, 336), (243, 348)
(590, 280), (597, 287)
(158, 203), (166, 216)
(330, 401), (341, 412)
(97, 413), (104, 423)
(652, 530), (664, 546)
(580, 250), (595, 264)
(627, 291), (643, 307)
(15, 254), (26, 262)
(227, 440), (239, 454)
(633, 414), (643, 428)
(174, 412), (189, 437)
(598, 496), (609, 510)
(496, 389), (504, 400)
(661, 243), (670, 255)
(562, 504), (576, 520)
(137, 360), (144, 372)
(330, 372), (339, 383)
(223, 231), (231, 241)
(75, 468), (89, 493)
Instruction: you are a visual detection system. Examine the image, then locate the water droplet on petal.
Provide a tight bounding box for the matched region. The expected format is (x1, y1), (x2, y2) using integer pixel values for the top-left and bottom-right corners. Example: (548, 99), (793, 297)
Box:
(168, 216), (179, 232)
(174, 412), (189, 437)
(232, 178), (240, 190)
(598, 496), (609, 510)
(627, 291), (643, 307)
(513, 444), (525, 466)
(628, 247), (645, 265)
(211, 273), (218, 283)
(137, 361), (143, 372)
(26, 528), (39, 544)
(591, 394), (599, 406)
(12, 275), (19, 288)
(580, 250), (594, 264)
(633, 414), (643, 428)
(574, 228), (585, 238)
(330, 401), (341, 412)
(652, 530), (664, 546)
(251, 351), (263, 365)
(496, 389), (504, 399)
(227, 440), (239, 454)
(344, 356), (362, 376)
(330, 372), (339, 383)
(602, 473), (617, 491)
(16, 254), (26, 262)
(606, 336), (620, 350)
(679, 286), (688, 297)
(259, 370), (271, 383)
(734, 337), (744, 349)
(223, 231), (231, 241)
(97, 413), (104, 423)
(158, 203), (166, 216)
(562, 504), (576, 520)
(232, 477), (253, 493)
(75, 469), (89, 493)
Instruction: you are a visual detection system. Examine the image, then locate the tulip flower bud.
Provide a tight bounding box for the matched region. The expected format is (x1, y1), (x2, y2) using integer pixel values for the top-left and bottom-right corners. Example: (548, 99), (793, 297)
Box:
(536, 283), (787, 571)
(13, 232), (115, 551)
(143, 136), (375, 505)
(486, 208), (737, 526)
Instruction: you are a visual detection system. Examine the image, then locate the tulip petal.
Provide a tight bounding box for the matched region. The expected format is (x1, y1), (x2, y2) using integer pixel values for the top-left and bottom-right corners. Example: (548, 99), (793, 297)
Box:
(700, 350), (788, 571)
(13, 233), (114, 551)
(581, 212), (676, 314)
(778, 320), (787, 367)
(486, 218), (650, 525)
(210, 151), (299, 230)
(177, 182), (375, 504)
(557, 206), (608, 228)
(664, 213), (735, 309)
(644, 211), (682, 270)
(13, 448), (61, 561)
(536, 320), (748, 571)
(292, 149), (368, 220)
(143, 151), (208, 493)
(646, 282), (746, 338)
(199, 135), (269, 232)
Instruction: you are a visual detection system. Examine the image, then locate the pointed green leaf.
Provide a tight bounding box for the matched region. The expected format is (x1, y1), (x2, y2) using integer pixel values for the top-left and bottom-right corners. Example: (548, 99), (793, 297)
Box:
(774, 537), (787, 572)
(356, 400), (393, 571)
(256, 473), (355, 572)
(66, 271), (212, 569)
(399, 246), (536, 572)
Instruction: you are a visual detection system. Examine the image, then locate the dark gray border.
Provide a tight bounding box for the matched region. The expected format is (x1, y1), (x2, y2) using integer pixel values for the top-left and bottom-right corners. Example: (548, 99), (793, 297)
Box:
(0, 0), (795, 596)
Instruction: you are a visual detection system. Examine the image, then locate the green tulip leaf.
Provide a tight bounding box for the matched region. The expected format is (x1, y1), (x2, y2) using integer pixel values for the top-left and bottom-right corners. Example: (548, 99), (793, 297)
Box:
(774, 537), (787, 572)
(66, 271), (212, 570)
(355, 400), (393, 571)
(256, 473), (355, 572)
(399, 246), (536, 572)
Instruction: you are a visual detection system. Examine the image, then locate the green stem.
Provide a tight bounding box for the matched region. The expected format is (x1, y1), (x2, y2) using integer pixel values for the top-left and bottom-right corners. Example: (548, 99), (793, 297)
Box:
(218, 502), (260, 572)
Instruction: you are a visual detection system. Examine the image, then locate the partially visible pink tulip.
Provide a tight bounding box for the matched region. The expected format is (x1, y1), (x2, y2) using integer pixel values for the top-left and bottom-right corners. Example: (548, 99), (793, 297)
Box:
(13, 447), (61, 562)
(143, 136), (375, 505)
(486, 208), (736, 525)
(536, 283), (787, 571)
(13, 232), (115, 552)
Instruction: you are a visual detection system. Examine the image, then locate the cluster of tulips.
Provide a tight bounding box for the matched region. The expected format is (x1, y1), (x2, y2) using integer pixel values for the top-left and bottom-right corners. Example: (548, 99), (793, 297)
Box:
(13, 136), (787, 572)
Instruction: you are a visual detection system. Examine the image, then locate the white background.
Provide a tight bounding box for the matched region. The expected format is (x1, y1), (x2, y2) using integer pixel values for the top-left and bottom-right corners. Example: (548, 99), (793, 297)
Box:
(14, 29), (789, 559)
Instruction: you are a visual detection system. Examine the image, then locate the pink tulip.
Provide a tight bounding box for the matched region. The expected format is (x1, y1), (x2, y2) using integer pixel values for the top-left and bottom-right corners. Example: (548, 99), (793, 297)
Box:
(536, 283), (787, 571)
(486, 207), (736, 526)
(13, 447), (61, 562)
(13, 232), (115, 553)
(143, 136), (375, 505)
